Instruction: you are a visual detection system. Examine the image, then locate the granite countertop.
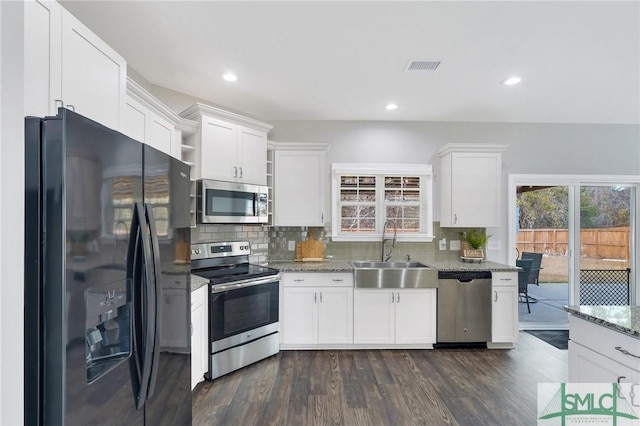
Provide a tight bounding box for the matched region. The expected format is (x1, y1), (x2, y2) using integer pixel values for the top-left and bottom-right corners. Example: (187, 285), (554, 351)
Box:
(267, 261), (354, 272)
(564, 305), (640, 338)
(268, 259), (519, 273)
(426, 260), (519, 272)
(191, 274), (209, 292)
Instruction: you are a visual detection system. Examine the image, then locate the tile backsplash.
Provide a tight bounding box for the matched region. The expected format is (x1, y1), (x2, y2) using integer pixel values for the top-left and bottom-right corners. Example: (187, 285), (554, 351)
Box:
(191, 223), (485, 265)
(267, 223), (480, 263)
(191, 224), (269, 265)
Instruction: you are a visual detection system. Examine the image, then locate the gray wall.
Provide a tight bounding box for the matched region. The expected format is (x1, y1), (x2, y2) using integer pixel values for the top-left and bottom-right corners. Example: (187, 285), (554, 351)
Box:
(142, 76), (640, 264)
(269, 120), (639, 176)
(1, 2), (25, 423)
(268, 120), (640, 263)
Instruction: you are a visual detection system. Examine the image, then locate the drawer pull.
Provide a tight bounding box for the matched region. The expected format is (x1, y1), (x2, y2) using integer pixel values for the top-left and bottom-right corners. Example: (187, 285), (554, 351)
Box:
(614, 346), (640, 359)
(293, 279), (305, 282)
(332, 279), (344, 282)
(500, 278), (513, 281)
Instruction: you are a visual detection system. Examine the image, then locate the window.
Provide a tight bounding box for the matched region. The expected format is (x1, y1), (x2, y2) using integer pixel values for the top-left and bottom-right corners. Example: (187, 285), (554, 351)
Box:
(331, 164), (434, 242)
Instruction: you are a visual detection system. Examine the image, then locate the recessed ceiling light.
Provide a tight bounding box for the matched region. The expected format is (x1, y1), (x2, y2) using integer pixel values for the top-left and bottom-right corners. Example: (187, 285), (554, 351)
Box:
(222, 73), (237, 82)
(503, 76), (521, 86)
(385, 103), (398, 110)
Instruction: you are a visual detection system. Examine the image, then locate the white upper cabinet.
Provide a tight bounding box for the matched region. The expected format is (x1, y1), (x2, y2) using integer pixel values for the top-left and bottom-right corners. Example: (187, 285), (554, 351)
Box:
(438, 144), (507, 228)
(60, 8), (126, 130)
(24, 1), (126, 131)
(274, 145), (328, 226)
(180, 104), (272, 185)
(238, 127), (268, 185)
(24, 0), (62, 117)
(122, 78), (184, 158)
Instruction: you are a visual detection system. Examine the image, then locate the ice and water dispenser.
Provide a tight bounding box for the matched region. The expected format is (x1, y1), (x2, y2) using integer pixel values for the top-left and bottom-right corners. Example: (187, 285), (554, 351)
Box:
(85, 279), (131, 383)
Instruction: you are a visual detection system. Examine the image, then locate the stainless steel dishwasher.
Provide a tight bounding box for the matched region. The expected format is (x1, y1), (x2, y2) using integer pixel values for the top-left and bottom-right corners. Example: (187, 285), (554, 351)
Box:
(437, 270), (492, 344)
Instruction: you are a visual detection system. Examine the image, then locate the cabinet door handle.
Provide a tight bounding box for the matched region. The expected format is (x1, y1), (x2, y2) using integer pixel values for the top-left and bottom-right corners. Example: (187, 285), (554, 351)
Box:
(54, 99), (64, 109)
(319, 292), (323, 302)
(239, 167), (243, 178)
(616, 376), (626, 398)
(494, 291), (498, 302)
(314, 292), (317, 303)
(454, 214), (458, 224)
(391, 292), (395, 303)
(67, 104), (75, 111)
(234, 166), (238, 178)
(614, 346), (640, 359)
(397, 292), (400, 303)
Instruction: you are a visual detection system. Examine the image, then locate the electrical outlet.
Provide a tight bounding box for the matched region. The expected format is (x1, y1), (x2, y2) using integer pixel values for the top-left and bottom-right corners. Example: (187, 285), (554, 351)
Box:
(438, 238), (447, 250)
(288, 240), (295, 251)
(450, 240), (461, 251)
(487, 240), (501, 251)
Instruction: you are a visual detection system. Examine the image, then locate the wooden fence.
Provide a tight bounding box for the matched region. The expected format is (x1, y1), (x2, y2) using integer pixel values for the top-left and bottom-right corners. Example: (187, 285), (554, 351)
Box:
(516, 227), (630, 260)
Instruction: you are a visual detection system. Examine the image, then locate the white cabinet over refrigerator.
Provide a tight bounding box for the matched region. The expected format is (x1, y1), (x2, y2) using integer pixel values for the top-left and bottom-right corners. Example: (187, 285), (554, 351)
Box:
(25, 1), (127, 130)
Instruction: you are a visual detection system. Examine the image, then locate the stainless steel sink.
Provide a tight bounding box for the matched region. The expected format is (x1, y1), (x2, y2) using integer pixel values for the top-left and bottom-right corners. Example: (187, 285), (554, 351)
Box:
(351, 261), (438, 288)
(351, 261), (428, 268)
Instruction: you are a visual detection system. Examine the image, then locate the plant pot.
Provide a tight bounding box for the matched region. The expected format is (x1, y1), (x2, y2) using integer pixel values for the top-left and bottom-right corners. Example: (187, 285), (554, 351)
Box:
(462, 248), (484, 259)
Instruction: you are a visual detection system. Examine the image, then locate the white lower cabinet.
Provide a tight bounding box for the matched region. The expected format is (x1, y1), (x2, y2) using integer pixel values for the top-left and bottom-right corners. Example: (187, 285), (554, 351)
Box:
(282, 273), (353, 347)
(191, 285), (208, 390)
(569, 341), (640, 384)
(568, 315), (640, 383)
(490, 272), (518, 345)
(353, 289), (436, 346)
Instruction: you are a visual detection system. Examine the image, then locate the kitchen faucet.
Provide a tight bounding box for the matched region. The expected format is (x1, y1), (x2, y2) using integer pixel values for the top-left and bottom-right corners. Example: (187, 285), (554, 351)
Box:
(381, 219), (397, 261)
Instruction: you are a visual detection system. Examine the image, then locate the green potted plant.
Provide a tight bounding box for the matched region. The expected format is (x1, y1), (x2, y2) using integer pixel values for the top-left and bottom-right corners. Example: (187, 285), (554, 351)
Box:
(459, 230), (491, 260)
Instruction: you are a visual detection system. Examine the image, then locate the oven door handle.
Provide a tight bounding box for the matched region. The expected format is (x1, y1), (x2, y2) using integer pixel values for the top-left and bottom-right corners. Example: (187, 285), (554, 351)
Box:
(211, 275), (280, 293)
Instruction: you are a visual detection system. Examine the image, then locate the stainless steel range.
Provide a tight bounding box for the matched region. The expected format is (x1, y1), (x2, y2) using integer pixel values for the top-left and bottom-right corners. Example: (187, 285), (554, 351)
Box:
(191, 241), (280, 380)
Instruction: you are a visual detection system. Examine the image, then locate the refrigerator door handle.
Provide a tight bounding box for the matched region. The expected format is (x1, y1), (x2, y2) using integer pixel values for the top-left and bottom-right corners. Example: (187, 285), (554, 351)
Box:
(128, 202), (156, 410)
(126, 203), (144, 409)
(144, 203), (162, 400)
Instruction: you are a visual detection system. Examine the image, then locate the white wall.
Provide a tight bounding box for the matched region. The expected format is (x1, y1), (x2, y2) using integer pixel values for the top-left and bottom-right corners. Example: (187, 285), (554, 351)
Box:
(1, 2), (25, 424)
(268, 120), (640, 263)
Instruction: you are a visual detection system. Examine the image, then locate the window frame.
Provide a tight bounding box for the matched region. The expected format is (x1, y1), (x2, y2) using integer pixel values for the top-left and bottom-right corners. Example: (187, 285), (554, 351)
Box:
(331, 163), (434, 242)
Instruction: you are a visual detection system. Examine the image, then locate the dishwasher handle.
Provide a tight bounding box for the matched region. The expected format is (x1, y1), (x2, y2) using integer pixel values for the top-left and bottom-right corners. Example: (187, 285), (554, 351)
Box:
(438, 271), (492, 281)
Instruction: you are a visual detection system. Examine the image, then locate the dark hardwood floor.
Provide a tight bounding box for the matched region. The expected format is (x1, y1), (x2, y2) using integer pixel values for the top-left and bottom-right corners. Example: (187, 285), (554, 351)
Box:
(192, 332), (567, 425)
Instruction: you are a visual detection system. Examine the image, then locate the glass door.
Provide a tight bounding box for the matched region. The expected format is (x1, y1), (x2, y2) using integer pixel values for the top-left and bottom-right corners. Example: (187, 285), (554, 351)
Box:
(516, 186), (571, 328)
(577, 186), (633, 305)
(511, 176), (638, 330)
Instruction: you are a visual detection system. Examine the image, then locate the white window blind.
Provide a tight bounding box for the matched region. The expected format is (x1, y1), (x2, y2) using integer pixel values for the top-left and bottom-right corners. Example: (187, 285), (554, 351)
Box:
(331, 164), (434, 242)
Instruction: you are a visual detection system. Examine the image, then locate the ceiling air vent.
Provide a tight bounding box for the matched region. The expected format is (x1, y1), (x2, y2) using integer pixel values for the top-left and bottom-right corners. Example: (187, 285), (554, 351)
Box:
(405, 60), (441, 71)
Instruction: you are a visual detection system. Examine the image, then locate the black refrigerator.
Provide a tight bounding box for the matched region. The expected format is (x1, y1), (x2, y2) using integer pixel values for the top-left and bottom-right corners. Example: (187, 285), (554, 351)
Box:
(24, 108), (192, 425)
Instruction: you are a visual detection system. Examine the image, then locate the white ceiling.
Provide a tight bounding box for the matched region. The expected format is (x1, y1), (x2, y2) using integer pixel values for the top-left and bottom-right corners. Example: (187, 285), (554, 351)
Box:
(60, 1), (639, 124)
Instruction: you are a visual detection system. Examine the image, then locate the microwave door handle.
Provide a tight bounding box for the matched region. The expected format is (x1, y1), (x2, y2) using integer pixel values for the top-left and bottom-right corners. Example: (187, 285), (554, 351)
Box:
(144, 204), (162, 399)
(253, 193), (259, 217)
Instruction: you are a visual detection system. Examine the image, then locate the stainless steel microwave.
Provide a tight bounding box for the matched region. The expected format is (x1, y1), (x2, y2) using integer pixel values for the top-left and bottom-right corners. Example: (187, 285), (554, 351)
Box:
(197, 179), (268, 224)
